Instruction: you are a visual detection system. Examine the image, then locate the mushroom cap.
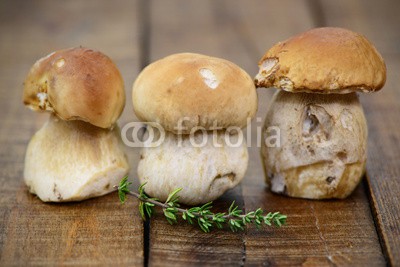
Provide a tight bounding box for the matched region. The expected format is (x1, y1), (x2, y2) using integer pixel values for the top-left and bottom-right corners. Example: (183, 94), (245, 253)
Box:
(132, 53), (257, 134)
(24, 115), (129, 202)
(138, 130), (248, 205)
(255, 27), (386, 93)
(261, 90), (367, 199)
(23, 47), (125, 129)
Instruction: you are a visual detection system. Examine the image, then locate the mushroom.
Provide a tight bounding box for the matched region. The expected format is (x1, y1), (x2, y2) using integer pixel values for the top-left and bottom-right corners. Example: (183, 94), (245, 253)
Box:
(255, 27), (386, 199)
(132, 53), (257, 205)
(138, 130), (248, 205)
(23, 47), (129, 202)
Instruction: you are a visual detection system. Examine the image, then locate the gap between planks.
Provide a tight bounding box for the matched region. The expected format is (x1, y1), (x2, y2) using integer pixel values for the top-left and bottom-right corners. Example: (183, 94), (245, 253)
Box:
(138, 1), (151, 266)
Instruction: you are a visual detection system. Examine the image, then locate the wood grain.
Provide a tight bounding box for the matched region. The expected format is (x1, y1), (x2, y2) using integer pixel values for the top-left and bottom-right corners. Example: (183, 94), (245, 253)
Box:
(147, 188), (246, 266)
(320, 0), (400, 265)
(1, 0), (398, 266)
(0, 0), (143, 265)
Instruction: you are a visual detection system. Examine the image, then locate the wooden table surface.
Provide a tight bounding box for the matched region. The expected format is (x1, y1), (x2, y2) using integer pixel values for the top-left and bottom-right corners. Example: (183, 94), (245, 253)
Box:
(1, 0), (399, 266)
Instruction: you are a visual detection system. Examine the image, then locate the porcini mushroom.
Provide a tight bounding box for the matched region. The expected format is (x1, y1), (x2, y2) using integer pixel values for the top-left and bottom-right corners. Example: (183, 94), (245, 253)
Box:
(255, 27), (386, 199)
(132, 53), (257, 205)
(23, 47), (129, 202)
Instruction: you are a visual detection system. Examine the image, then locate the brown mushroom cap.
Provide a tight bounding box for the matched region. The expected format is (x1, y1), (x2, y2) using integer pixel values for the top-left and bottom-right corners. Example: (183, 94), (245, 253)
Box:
(23, 47), (125, 128)
(255, 27), (386, 94)
(132, 53), (257, 133)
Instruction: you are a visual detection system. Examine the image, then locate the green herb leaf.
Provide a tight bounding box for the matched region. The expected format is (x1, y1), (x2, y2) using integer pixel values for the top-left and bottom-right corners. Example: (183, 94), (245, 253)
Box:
(117, 178), (287, 233)
(165, 188), (182, 204)
(139, 201), (146, 220)
(117, 176), (131, 203)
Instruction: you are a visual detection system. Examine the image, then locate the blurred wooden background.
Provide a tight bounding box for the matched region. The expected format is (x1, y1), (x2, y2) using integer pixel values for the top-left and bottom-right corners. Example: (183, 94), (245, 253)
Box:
(0, 0), (399, 266)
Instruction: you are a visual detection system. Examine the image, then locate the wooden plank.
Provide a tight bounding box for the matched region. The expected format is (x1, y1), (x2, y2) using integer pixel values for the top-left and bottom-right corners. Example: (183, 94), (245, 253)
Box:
(230, 1), (386, 265)
(320, 0), (400, 265)
(146, 0), (385, 265)
(147, 2), (246, 265)
(0, 0), (143, 265)
(243, 182), (385, 266)
(147, 188), (246, 266)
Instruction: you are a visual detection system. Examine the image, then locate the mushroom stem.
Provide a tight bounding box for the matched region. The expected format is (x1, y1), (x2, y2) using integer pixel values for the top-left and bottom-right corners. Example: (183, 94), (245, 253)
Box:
(137, 130), (248, 205)
(262, 90), (367, 199)
(24, 115), (129, 202)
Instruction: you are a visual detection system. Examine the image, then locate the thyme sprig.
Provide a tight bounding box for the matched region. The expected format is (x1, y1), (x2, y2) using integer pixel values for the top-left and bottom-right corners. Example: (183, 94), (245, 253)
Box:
(117, 176), (287, 232)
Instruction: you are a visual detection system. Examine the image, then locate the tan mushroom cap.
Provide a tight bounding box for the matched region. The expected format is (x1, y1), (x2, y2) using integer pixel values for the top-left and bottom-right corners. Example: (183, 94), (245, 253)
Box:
(23, 47), (125, 129)
(132, 53), (257, 133)
(255, 27), (386, 93)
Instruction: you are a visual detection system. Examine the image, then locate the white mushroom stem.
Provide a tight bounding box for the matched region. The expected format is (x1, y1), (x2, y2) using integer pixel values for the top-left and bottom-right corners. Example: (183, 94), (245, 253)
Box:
(262, 90), (367, 199)
(24, 115), (129, 202)
(138, 130), (248, 205)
